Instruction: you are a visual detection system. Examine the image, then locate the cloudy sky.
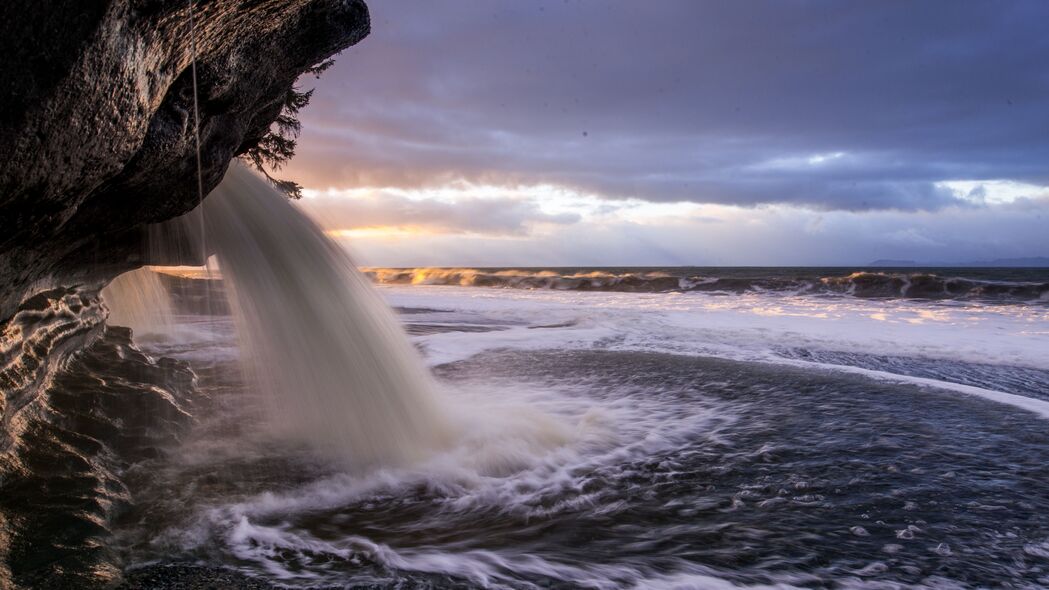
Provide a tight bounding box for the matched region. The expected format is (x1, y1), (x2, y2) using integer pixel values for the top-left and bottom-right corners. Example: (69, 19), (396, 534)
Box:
(282, 0), (1049, 266)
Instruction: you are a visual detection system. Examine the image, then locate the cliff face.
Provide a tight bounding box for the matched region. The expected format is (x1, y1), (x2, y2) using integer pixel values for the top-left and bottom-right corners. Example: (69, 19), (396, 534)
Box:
(0, 0), (369, 321)
(0, 2), (369, 586)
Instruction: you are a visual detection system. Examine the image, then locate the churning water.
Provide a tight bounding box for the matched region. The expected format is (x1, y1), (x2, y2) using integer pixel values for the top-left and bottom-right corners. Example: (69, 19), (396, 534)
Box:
(99, 167), (1049, 588)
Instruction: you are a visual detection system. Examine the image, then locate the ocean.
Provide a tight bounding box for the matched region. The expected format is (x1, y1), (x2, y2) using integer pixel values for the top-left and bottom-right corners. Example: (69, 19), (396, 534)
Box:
(104, 266), (1049, 588)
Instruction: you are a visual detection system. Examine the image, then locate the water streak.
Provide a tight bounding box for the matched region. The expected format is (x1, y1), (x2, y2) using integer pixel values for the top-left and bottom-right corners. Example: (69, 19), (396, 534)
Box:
(101, 267), (174, 337)
(198, 164), (454, 467)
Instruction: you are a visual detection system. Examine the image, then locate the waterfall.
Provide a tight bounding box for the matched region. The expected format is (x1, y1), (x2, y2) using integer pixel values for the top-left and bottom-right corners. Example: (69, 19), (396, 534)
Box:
(196, 163), (454, 467)
(101, 267), (174, 337)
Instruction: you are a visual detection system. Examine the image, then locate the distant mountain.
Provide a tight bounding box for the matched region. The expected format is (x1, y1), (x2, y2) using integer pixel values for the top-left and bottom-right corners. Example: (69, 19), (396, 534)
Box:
(867, 257), (1049, 268)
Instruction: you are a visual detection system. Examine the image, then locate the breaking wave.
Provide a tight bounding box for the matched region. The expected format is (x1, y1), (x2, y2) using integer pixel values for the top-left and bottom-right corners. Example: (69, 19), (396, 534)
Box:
(365, 267), (1049, 303)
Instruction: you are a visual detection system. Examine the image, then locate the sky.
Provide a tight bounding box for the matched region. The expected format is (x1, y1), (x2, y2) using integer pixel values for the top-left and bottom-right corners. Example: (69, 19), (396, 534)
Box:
(281, 0), (1049, 267)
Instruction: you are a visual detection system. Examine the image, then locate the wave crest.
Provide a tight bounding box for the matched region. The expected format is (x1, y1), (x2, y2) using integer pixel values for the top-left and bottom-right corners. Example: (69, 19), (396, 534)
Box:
(365, 268), (1049, 302)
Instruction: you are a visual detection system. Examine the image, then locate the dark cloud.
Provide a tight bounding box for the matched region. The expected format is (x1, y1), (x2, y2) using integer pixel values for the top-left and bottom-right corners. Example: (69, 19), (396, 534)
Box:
(298, 192), (579, 235)
(284, 0), (1049, 211)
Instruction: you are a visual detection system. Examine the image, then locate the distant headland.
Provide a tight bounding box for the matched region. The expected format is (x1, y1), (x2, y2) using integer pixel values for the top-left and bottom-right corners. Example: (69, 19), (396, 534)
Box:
(867, 257), (1049, 267)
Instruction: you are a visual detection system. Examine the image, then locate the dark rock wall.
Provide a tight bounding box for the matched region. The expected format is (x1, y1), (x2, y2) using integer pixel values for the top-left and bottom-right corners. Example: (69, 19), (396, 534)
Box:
(0, 0), (369, 320)
(0, 2), (370, 586)
(1, 322), (198, 588)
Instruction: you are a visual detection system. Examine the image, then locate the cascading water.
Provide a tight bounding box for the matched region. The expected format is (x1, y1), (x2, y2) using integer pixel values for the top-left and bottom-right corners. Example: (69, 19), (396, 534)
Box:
(101, 267), (174, 337)
(95, 168), (1049, 590)
(195, 164), (455, 467)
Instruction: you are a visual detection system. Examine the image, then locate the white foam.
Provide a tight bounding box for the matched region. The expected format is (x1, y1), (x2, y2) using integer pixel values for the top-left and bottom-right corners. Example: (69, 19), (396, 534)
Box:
(162, 373), (734, 586)
(381, 285), (1049, 419)
(774, 357), (1049, 420)
(220, 516), (801, 589)
(147, 279), (1048, 586)
(216, 379), (731, 522)
(217, 520), (963, 589)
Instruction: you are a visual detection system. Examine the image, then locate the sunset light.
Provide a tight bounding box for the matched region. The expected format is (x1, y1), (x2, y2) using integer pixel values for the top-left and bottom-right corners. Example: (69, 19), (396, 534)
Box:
(4, 1), (1048, 587)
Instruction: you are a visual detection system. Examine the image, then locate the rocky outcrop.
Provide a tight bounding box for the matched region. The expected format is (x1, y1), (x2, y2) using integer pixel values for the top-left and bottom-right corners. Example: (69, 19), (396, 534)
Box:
(0, 0), (370, 321)
(0, 1), (369, 586)
(1, 320), (197, 588)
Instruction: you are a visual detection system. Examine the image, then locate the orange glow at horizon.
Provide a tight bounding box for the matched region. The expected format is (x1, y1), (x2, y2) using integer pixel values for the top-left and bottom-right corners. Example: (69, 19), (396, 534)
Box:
(324, 226), (438, 239)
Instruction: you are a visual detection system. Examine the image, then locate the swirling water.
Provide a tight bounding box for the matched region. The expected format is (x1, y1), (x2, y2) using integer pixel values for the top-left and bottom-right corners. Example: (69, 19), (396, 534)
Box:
(91, 165), (1049, 588)
(112, 265), (1049, 588)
